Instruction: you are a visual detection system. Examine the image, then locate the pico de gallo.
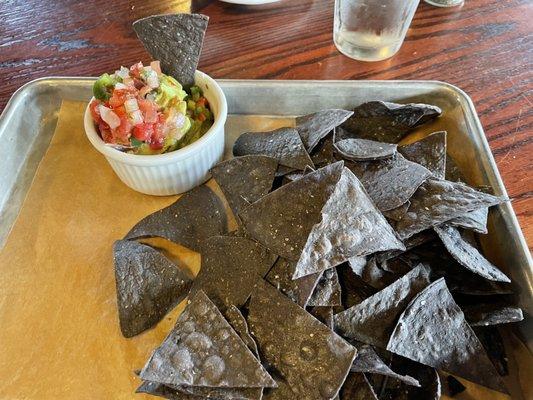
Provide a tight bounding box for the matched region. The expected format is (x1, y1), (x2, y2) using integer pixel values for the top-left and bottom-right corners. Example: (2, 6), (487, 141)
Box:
(89, 61), (213, 155)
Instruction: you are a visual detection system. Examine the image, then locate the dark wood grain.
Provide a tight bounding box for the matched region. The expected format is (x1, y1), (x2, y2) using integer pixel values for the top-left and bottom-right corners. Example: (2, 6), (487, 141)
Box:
(0, 0), (531, 247)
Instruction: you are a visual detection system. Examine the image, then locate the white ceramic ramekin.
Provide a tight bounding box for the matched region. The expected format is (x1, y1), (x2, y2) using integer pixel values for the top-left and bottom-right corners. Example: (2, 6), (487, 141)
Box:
(84, 70), (227, 196)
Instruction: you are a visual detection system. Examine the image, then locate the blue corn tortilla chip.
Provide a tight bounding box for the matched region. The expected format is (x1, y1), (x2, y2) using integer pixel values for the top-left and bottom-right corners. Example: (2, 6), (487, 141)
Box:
(140, 290), (276, 388)
(339, 101), (442, 143)
(136, 381), (202, 399)
(335, 138), (397, 161)
(190, 236), (277, 309)
(176, 384), (262, 399)
(382, 201), (410, 222)
(113, 240), (192, 338)
(224, 305), (260, 358)
(346, 153), (432, 212)
(246, 280), (356, 400)
(296, 109), (353, 152)
(239, 162), (344, 261)
(386, 279), (507, 393)
(293, 166), (405, 279)
(380, 257), (412, 276)
(351, 343), (420, 387)
(307, 268), (342, 307)
(398, 131), (447, 179)
(349, 256), (395, 290)
(282, 165), (315, 184)
(333, 264), (431, 348)
(265, 257), (322, 307)
(308, 306), (335, 329)
(463, 303), (523, 327)
(311, 132), (336, 167)
(337, 263), (377, 310)
(395, 178), (505, 240)
(133, 14), (208, 88)
(347, 256), (367, 276)
(447, 207), (489, 234)
(374, 356), (441, 400)
(434, 224), (510, 282)
(404, 240), (513, 296)
(362, 256), (413, 290)
(140, 306), (265, 400)
(275, 164), (296, 179)
(233, 127), (314, 171)
(124, 185), (227, 252)
(210, 155), (278, 220)
(375, 230), (437, 264)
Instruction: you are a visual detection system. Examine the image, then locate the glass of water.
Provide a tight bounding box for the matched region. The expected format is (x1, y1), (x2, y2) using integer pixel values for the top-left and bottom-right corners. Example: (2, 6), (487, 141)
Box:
(334, 0), (420, 62)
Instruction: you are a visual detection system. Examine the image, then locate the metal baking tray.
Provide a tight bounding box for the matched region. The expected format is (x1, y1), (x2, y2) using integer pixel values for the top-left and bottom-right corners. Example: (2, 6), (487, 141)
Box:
(1, 77), (531, 348)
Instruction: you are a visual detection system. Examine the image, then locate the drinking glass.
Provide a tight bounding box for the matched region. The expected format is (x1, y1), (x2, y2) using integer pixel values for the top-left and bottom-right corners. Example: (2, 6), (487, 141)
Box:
(334, 0), (420, 62)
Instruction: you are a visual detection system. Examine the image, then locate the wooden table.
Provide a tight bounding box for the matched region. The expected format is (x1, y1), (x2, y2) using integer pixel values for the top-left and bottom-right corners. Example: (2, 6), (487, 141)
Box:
(0, 0), (531, 247)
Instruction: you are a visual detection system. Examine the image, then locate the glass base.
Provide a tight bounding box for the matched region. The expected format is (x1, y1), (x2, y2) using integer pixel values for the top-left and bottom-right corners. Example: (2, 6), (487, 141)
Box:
(334, 31), (402, 62)
(424, 0), (464, 7)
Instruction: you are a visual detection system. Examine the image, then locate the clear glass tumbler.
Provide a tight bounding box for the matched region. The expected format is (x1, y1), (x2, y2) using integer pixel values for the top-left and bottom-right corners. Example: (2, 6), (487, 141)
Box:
(334, 0), (420, 62)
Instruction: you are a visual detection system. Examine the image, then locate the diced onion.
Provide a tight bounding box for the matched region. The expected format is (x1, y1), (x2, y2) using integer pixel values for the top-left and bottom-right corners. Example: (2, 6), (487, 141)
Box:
(114, 82), (127, 90)
(175, 113), (186, 128)
(129, 110), (143, 125)
(124, 98), (139, 113)
(146, 70), (159, 88)
(98, 105), (121, 129)
(116, 66), (130, 79)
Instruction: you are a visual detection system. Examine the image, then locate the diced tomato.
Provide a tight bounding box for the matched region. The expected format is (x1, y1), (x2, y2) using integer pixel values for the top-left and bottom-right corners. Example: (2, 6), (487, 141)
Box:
(196, 97), (207, 107)
(132, 123), (154, 141)
(98, 121), (113, 142)
(113, 105), (127, 119)
(89, 100), (101, 123)
(129, 62), (143, 79)
(197, 112), (206, 122)
(138, 98), (159, 123)
(149, 141), (164, 150)
(149, 117), (166, 149)
(114, 115), (133, 142)
(109, 89), (136, 108)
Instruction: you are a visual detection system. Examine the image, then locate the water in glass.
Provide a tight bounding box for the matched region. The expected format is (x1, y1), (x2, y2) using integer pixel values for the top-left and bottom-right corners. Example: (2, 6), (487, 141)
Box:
(334, 0), (420, 61)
